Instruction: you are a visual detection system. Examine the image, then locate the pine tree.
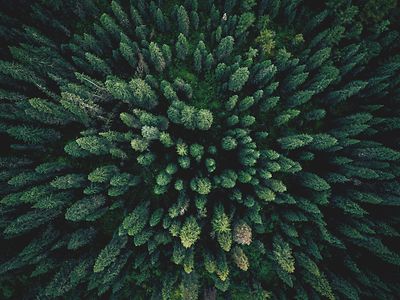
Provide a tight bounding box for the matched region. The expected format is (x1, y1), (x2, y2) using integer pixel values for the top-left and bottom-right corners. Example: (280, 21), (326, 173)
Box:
(216, 36), (234, 61)
(120, 202), (149, 236)
(111, 1), (130, 30)
(65, 194), (106, 221)
(180, 216), (201, 248)
(149, 42), (166, 72)
(177, 5), (190, 36)
(196, 109), (213, 130)
(155, 8), (165, 32)
(228, 67), (250, 92)
(93, 235), (127, 273)
(85, 52), (111, 75)
(299, 172), (330, 192)
(129, 78), (158, 109)
(233, 221), (252, 245)
(236, 12), (255, 37)
(221, 136), (237, 150)
(193, 48), (202, 73)
(278, 134), (314, 150)
(232, 246), (249, 271)
(176, 33), (189, 61)
(76, 136), (110, 155)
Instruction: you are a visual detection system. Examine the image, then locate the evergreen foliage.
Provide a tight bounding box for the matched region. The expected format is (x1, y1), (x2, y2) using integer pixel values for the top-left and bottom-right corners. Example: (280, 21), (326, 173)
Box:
(0, 0), (399, 299)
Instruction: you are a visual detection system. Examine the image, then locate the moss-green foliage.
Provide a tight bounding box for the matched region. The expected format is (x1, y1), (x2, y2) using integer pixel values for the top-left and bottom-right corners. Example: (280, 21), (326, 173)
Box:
(255, 16), (304, 57)
(0, 0), (400, 299)
(168, 64), (219, 110)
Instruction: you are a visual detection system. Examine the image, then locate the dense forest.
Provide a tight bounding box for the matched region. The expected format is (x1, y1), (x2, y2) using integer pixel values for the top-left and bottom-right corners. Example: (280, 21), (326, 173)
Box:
(0, 0), (399, 299)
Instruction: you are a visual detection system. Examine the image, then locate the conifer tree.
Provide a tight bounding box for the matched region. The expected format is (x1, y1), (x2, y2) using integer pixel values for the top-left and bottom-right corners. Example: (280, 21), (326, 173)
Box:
(177, 5), (190, 36)
(216, 36), (234, 61)
(228, 67), (250, 92)
(175, 33), (189, 61)
(149, 42), (166, 73)
(180, 216), (201, 248)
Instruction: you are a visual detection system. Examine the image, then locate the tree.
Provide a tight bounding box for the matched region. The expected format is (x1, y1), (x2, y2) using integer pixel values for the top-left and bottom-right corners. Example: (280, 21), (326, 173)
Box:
(256, 29), (276, 57)
(6, 125), (61, 144)
(180, 216), (201, 248)
(238, 96), (255, 111)
(177, 5), (190, 36)
(278, 134), (314, 150)
(131, 137), (149, 152)
(353, 146), (400, 161)
(51, 174), (86, 190)
(222, 136), (237, 150)
(212, 205), (232, 251)
(176, 140), (188, 156)
(68, 227), (97, 250)
(88, 165), (118, 183)
(175, 33), (189, 61)
(274, 109), (300, 126)
(76, 136), (109, 155)
(219, 169), (238, 188)
(162, 81), (179, 102)
(228, 67), (250, 92)
(85, 52), (111, 75)
(100, 13), (122, 39)
(93, 235), (127, 273)
(155, 8), (165, 32)
(120, 202), (149, 236)
(241, 0), (257, 11)
(233, 221), (252, 245)
(326, 80), (368, 103)
(196, 109), (213, 130)
(0, 60), (44, 86)
(28, 98), (74, 125)
(273, 236), (295, 273)
(283, 70), (309, 93)
(111, 0), (130, 30)
(232, 246), (249, 271)
(65, 195), (106, 221)
(307, 47), (331, 71)
(181, 105), (197, 129)
(190, 144), (204, 161)
(255, 186), (275, 202)
(217, 232), (232, 252)
(119, 39), (137, 67)
(149, 42), (166, 72)
(129, 78), (157, 108)
(156, 171), (172, 187)
(191, 11), (199, 30)
(253, 61), (277, 85)
(236, 12), (255, 36)
(216, 36), (234, 61)
(309, 134), (338, 150)
(190, 177), (212, 195)
(105, 76), (131, 102)
(212, 205), (231, 234)
(159, 131), (174, 148)
(287, 90), (315, 107)
(299, 172), (331, 192)
(149, 208), (164, 227)
(205, 158), (216, 173)
(193, 48), (202, 73)
(162, 44), (172, 64)
(141, 125), (160, 140)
